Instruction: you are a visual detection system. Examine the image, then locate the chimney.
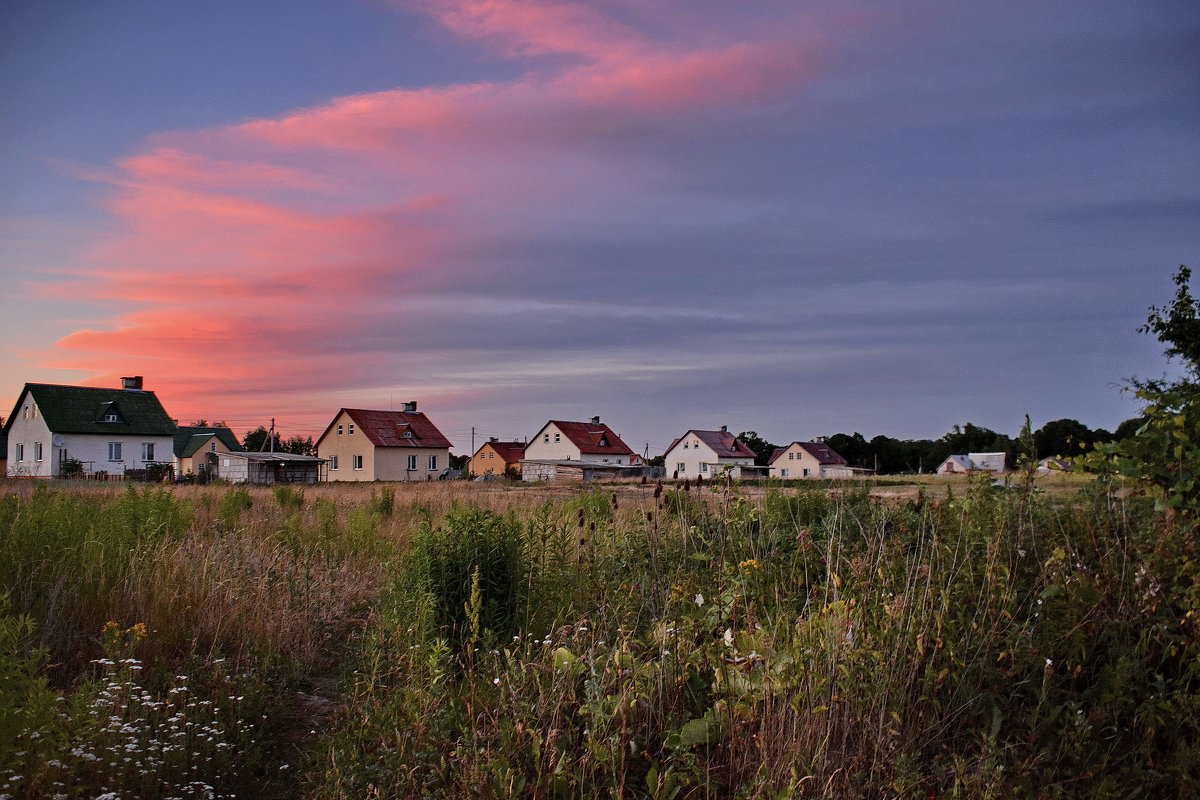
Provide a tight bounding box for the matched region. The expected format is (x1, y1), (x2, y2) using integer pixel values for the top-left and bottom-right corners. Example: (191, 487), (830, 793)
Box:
(489, 436), (497, 442)
(720, 425), (727, 433)
(403, 401), (417, 413)
(590, 416), (601, 425)
(121, 376), (143, 391)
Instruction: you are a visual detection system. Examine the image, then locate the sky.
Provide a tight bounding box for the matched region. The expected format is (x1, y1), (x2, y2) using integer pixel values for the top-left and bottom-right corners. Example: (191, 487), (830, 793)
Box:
(2, 0), (1198, 457)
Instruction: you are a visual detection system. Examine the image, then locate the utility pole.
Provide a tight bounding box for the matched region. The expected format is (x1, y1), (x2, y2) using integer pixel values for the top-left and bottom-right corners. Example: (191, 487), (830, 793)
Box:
(269, 418), (275, 452)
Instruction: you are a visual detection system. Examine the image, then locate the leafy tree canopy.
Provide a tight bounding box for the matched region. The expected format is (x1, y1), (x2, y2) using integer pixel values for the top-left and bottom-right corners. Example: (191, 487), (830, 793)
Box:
(736, 431), (778, 466)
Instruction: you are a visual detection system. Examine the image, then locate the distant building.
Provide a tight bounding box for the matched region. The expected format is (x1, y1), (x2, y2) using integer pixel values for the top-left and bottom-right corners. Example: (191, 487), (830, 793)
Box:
(936, 452), (1007, 475)
(174, 425), (244, 479)
(317, 403), (452, 481)
(661, 426), (764, 479)
(1036, 456), (1073, 474)
(470, 438), (526, 477)
(521, 417), (637, 481)
(768, 440), (853, 479)
(4, 377), (176, 478)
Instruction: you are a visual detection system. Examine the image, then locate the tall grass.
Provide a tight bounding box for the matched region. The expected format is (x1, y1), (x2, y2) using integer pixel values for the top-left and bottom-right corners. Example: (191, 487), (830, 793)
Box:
(1, 476), (1196, 798)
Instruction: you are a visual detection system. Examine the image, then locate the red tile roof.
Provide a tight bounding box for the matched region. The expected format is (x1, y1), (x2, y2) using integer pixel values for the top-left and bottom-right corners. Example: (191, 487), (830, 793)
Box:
(769, 441), (848, 466)
(548, 420), (635, 456)
(328, 408), (452, 449)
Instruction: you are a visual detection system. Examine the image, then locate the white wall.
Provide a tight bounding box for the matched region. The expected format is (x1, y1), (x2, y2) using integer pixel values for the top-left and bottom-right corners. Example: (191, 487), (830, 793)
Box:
(6, 401), (52, 477)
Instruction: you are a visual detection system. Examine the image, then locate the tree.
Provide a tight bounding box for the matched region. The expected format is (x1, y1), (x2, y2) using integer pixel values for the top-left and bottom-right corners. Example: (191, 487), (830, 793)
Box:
(1139, 265), (1200, 372)
(281, 435), (316, 456)
(243, 426), (281, 452)
(1034, 418), (1094, 459)
(736, 431), (778, 466)
(1089, 265), (1199, 519)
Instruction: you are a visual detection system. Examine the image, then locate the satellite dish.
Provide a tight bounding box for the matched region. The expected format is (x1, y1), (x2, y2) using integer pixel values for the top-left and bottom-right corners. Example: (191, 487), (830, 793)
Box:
(52, 435), (65, 447)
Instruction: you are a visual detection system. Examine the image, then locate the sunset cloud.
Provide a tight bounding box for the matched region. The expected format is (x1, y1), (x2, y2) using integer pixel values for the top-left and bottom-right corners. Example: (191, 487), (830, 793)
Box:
(39, 0), (828, 432)
(6, 0), (1193, 445)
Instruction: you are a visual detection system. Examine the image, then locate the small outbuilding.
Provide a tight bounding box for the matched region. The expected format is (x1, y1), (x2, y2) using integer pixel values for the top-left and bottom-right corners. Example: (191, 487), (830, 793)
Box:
(213, 451), (325, 484)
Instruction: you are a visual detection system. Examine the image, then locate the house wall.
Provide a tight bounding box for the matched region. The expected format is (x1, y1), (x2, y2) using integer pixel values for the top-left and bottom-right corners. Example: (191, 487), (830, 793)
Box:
(375, 446), (446, 481)
(317, 410), (448, 481)
(470, 443), (520, 476)
(663, 436), (751, 478)
(6, 401), (53, 477)
(769, 444), (835, 479)
(523, 423), (578, 462)
(524, 422), (632, 466)
(663, 434), (712, 478)
(8, 402), (172, 478)
(177, 436), (238, 475)
(318, 410), (375, 481)
(215, 454), (251, 483)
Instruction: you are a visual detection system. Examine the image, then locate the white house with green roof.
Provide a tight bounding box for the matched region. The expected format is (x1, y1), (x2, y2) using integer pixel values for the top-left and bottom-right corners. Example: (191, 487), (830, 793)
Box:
(4, 377), (178, 478)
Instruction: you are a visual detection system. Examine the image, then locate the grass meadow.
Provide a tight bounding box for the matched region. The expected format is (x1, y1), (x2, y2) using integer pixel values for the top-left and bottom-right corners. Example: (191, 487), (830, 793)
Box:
(1, 473), (1197, 798)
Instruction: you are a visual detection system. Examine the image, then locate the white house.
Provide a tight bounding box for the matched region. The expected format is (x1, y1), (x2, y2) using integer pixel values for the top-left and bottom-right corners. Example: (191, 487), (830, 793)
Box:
(521, 417), (636, 481)
(4, 377), (177, 478)
(661, 426), (761, 479)
(936, 452), (1007, 475)
(768, 440), (852, 479)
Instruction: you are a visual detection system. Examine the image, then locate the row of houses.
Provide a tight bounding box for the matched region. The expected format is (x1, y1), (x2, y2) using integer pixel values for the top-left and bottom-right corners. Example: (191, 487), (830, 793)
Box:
(4, 377), (1026, 484)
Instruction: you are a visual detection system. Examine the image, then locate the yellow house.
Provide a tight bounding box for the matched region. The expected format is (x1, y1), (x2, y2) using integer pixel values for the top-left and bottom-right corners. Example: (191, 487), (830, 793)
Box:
(470, 438), (526, 477)
(316, 403), (452, 481)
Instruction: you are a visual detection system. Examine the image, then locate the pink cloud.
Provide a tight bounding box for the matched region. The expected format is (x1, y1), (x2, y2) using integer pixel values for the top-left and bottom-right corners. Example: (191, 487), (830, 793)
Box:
(45, 0), (828, 430)
(418, 0), (645, 60)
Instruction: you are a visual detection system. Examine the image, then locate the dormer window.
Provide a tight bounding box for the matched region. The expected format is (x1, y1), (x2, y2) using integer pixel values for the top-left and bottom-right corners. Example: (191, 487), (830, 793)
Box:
(104, 413), (121, 423)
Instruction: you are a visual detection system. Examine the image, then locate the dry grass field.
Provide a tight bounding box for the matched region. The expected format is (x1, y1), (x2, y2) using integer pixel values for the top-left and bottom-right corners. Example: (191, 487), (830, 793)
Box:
(2, 472), (1196, 799)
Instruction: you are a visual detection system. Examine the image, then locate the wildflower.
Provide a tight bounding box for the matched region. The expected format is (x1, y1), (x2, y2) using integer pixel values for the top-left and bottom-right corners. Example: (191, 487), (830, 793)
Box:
(738, 559), (760, 570)
(694, 593), (705, 607)
(492, 677), (501, 686)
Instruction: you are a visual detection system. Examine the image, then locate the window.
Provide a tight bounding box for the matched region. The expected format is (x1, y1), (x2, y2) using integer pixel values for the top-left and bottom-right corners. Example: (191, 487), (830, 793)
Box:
(700, 462), (708, 473)
(141, 443), (155, 461)
(35, 442), (43, 461)
(677, 462), (686, 473)
(488, 451), (494, 459)
(15, 443), (24, 462)
(802, 469), (810, 477)
(780, 468), (789, 477)
(352, 455), (363, 470)
(23, 405), (29, 419)
(683, 442), (688, 449)
(337, 424), (343, 435)
(788, 452), (794, 460)
(103, 413), (120, 423)
(428, 455), (437, 470)
(543, 434), (549, 443)
(348, 424), (355, 435)
(554, 433), (560, 442)
(210, 441), (217, 452)
(108, 442), (122, 461)
(32, 405), (38, 418)
(407, 455), (417, 470)
(329, 456), (339, 470)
